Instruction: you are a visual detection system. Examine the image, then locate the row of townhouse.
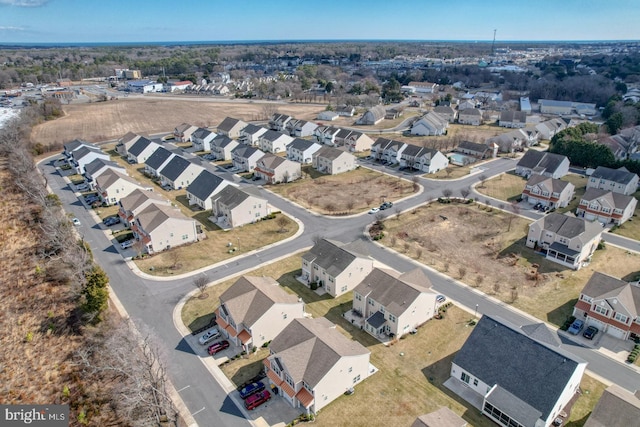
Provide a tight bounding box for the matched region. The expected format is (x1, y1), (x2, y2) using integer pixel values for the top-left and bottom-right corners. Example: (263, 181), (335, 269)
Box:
(313, 126), (374, 152)
(410, 111), (449, 136)
(370, 137), (449, 173)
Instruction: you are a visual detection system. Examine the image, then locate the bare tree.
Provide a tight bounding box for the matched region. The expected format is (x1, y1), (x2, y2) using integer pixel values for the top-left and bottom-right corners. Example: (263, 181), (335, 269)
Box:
(442, 188), (452, 199)
(276, 216), (289, 233)
(478, 174), (488, 188)
(395, 206), (402, 220)
(261, 103), (279, 120)
(458, 266), (467, 279)
(460, 186), (470, 200)
(193, 274), (209, 298)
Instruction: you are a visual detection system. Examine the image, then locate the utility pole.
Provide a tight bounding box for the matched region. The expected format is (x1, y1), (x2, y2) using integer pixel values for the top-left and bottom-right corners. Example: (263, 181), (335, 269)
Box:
(491, 29), (497, 56)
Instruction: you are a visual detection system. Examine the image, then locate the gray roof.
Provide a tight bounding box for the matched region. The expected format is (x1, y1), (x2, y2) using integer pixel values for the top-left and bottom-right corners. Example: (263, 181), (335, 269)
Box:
(366, 310), (386, 328)
(401, 144), (439, 160)
(136, 203), (191, 233)
(457, 140), (489, 153)
(211, 134), (234, 148)
(411, 408), (467, 427)
(525, 175), (571, 194)
(72, 145), (104, 162)
(145, 147), (174, 170)
(269, 317), (369, 387)
(84, 158), (123, 177)
(217, 117), (247, 133)
(520, 323), (561, 347)
(500, 110), (527, 123)
(119, 189), (168, 213)
(581, 188), (635, 210)
(434, 105), (455, 115)
(96, 168), (140, 190)
(64, 139), (94, 153)
(453, 315), (584, 424)
(186, 170), (227, 201)
(584, 384), (640, 427)
(539, 99), (573, 108)
(261, 129), (288, 142)
(159, 155), (191, 181)
(213, 185), (252, 209)
(241, 123), (266, 135)
(591, 166), (638, 185)
(581, 271), (640, 318)
(232, 143), (264, 158)
(458, 108), (481, 116)
(127, 136), (155, 156)
(372, 137), (404, 151)
(288, 138), (317, 151)
(302, 239), (367, 278)
(314, 145), (350, 161)
(517, 150), (568, 174)
(257, 153), (286, 169)
(174, 123), (195, 133)
(192, 127), (213, 140)
(538, 213), (603, 241)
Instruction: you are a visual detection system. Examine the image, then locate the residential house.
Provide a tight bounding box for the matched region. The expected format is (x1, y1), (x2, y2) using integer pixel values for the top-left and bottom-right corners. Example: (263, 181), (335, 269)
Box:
(613, 125), (640, 158)
(457, 108), (483, 126)
(385, 107), (404, 120)
(584, 384), (640, 427)
(458, 100), (477, 111)
(356, 105), (387, 125)
(587, 166), (639, 196)
(411, 408), (467, 427)
(83, 158), (126, 188)
(314, 126), (341, 146)
(191, 128), (217, 152)
(336, 105), (355, 117)
(410, 112), (448, 136)
(535, 118), (569, 140)
(95, 169), (148, 206)
(115, 132), (144, 156)
(572, 271), (640, 341)
(231, 144), (265, 172)
(288, 119), (318, 138)
(211, 186), (269, 228)
(598, 135), (629, 160)
(408, 81), (437, 93)
(353, 268), (438, 340)
(316, 110), (339, 121)
(158, 155), (205, 190)
(215, 276), (305, 352)
(127, 137), (161, 164)
(71, 146), (110, 175)
(63, 139), (96, 159)
(520, 96), (532, 113)
(539, 99), (574, 115)
(173, 123), (199, 143)
(126, 80), (163, 93)
(117, 189), (171, 227)
(399, 145), (449, 174)
(165, 80), (192, 92)
(144, 146), (177, 178)
(254, 154), (301, 183)
(521, 175), (575, 208)
(210, 135), (240, 161)
(131, 203), (198, 254)
(433, 105), (457, 123)
(456, 140), (496, 159)
(217, 117), (247, 139)
(286, 138), (322, 164)
(258, 130), (294, 154)
(576, 188), (637, 225)
(269, 113), (292, 132)
(238, 124), (268, 146)
(301, 238), (373, 297)
(344, 131), (374, 152)
(264, 317), (372, 414)
(526, 213), (603, 270)
(515, 150), (570, 179)
(448, 315), (586, 427)
(312, 146), (357, 175)
(186, 170), (233, 211)
(499, 110), (528, 128)
(370, 137), (407, 164)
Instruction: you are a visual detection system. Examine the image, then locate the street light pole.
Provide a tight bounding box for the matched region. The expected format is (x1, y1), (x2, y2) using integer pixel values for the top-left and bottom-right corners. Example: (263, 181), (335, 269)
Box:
(474, 304), (479, 318)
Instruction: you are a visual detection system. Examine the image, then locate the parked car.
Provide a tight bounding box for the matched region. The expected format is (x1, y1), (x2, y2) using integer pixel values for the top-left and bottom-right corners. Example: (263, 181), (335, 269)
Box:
(103, 216), (121, 226)
(72, 217), (81, 226)
(84, 195), (99, 204)
(368, 207), (380, 214)
(199, 327), (221, 345)
(120, 239), (135, 250)
(567, 319), (584, 335)
(239, 381), (265, 400)
(436, 295), (446, 304)
(244, 390), (271, 410)
(207, 339), (229, 355)
(583, 326), (598, 340)
(75, 183), (89, 191)
(380, 201), (393, 210)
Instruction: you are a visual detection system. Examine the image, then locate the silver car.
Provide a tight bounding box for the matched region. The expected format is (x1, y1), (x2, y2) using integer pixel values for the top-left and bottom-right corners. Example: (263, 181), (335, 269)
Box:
(198, 327), (220, 345)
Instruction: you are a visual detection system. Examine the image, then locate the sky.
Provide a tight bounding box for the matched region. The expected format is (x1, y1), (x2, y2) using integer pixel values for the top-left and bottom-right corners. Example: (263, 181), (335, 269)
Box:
(0, 0), (638, 44)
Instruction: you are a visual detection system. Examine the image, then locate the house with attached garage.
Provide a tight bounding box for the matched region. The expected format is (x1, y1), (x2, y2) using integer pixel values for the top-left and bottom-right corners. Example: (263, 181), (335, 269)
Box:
(336, 105), (355, 117)
(343, 130), (374, 152)
(83, 158), (126, 189)
(300, 238), (373, 298)
(210, 135), (239, 161)
(117, 189), (172, 227)
(457, 108), (483, 126)
(258, 130), (294, 154)
(433, 105), (457, 123)
(95, 169), (149, 206)
(263, 317), (373, 415)
(521, 175), (575, 209)
(587, 166), (639, 196)
(238, 124), (268, 146)
(535, 118), (569, 140)
(173, 123), (199, 143)
(215, 276), (305, 352)
(217, 117), (247, 139)
(499, 110), (528, 128)
(131, 203), (198, 254)
(269, 113), (293, 132)
(312, 146), (357, 175)
(583, 384), (640, 427)
(572, 271), (640, 341)
(210, 186), (269, 228)
(287, 119), (318, 138)
(158, 155), (205, 190)
(447, 315), (586, 427)
(399, 145), (449, 174)
(286, 138), (322, 164)
(144, 146), (177, 178)
(370, 137), (407, 164)
(231, 144), (265, 172)
(515, 150), (570, 179)
(191, 128), (217, 152)
(314, 125), (341, 146)
(526, 213), (603, 270)
(576, 188), (637, 225)
(352, 268), (438, 340)
(410, 112), (448, 136)
(254, 154), (301, 184)
(455, 140), (496, 159)
(63, 139), (98, 160)
(115, 132), (144, 156)
(186, 170), (234, 211)
(126, 137), (161, 164)
(71, 146), (111, 175)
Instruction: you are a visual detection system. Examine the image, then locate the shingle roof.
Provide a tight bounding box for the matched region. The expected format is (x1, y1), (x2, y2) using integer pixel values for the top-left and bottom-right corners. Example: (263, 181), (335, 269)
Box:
(145, 147), (174, 170)
(72, 145), (104, 162)
(96, 169), (140, 190)
(500, 111), (527, 123)
(232, 144), (264, 158)
(119, 189), (168, 213)
(525, 175), (571, 194)
(211, 134), (235, 148)
(288, 138), (317, 151)
(257, 153), (286, 169)
(411, 408), (467, 427)
(314, 145), (349, 161)
(213, 186), (252, 209)
(159, 156), (191, 181)
(186, 170), (227, 201)
(241, 123), (267, 136)
(174, 123), (195, 133)
(218, 117), (247, 133)
(517, 150), (567, 174)
(136, 203), (191, 233)
(192, 127), (213, 140)
(584, 384), (640, 427)
(581, 188), (635, 210)
(591, 166), (638, 185)
(84, 158), (124, 177)
(302, 239), (367, 278)
(454, 315), (584, 424)
(434, 105), (455, 115)
(64, 139), (94, 153)
(538, 213), (603, 241)
(458, 108), (481, 117)
(581, 272), (640, 318)
(457, 140), (489, 153)
(127, 136), (155, 156)
(261, 129), (288, 142)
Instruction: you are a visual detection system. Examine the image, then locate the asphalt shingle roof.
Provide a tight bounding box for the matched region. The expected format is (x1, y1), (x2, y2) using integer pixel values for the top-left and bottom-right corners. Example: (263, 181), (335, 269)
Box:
(145, 147), (174, 170)
(591, 166), (638, 185)
(159, 155), (191, 181)
(186, 170), (227, 201)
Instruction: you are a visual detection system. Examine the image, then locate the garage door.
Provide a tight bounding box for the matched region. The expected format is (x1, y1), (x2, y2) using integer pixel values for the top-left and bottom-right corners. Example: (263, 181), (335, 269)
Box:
(607, 325), (627, 339)
(586, 317), (605, 331)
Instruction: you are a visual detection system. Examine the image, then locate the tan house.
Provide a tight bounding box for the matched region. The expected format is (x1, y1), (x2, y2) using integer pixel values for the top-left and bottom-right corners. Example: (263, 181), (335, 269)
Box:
(254, 154), (301, 184)
(576, 188), (637, 225)
(131, 203), (198, 254)
(433, 105), (457, 123)
(115, 132), (144, 155)
(173, 123), (199, 143)
(521, 175), (575, 209)
(264, 317), (372, 414)
(211, 186), (270, 228)
(457, 108), (483, 126)
(343, 131), (374, 152)
(95, 169), (148, 206)
(217, 117), (248, 139)
(117, 189), (171, 227)
(301, 239), (373, 297)
(352, 268), (438, 340)
(186, 170), (234, 211)
(312, 146), (357, 175)
(587, 166), (639, 196)
(584, 384), (640, 427)
(526, 213), (603, 270)
(215, 276), (305, 352)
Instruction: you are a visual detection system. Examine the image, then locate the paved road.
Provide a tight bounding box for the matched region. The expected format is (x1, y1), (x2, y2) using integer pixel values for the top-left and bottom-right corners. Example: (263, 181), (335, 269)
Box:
(41, 154), (640, 427)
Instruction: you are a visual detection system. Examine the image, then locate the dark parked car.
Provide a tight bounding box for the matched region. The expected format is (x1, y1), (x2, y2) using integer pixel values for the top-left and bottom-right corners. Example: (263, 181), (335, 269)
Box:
(103, 216), (121, 226)
(239, 381), (265, 399)
(567, 319), (584, 335)
(207, 340), (230, 355)
(583, 326), (598, 340)
(244, 390), (271, 410)
(380, 201), (393, 210)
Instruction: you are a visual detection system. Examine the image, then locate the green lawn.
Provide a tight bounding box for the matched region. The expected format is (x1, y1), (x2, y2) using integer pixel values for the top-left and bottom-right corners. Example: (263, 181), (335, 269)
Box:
(610, 189), (640, 240)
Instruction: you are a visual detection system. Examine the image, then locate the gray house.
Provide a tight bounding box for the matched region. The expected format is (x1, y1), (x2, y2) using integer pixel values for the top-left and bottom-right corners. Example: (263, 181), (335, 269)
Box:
(186, 170), (233, 211)
(515, 150), (570, 179)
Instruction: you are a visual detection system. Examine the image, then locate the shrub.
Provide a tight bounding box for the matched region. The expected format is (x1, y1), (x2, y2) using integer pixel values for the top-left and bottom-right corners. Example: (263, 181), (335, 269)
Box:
(310, 282), (318, 290)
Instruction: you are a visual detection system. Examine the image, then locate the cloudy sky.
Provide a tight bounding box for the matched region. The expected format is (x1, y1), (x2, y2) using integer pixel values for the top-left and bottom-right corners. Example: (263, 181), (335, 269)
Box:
(0, 0), (638, 44)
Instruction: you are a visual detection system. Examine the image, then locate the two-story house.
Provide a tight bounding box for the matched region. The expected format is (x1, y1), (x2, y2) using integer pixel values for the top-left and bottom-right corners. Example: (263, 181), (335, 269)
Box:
(117, 189), (172, 227)
(455, 140), (496, 159)
(576, 188), (637, 225)
(191, 128), (217, 152)
(526, 213), (603, 270)
(131, 203), (198, 254)
(115, 132), (144, 156)
(186, 170), (233, 211)
(352, 268), (438, 340)
(144, 146), (177, 178)
(269, 113), (292, 132)
(312, 146), (357, 175)
(254, 154), (301, 184)
(301, 239), (373, 297)
(521, 175), (575, 209)
(217, 117), (247, 139)
(457, 108), (483, 126)
(210, 135), (240, 161)
(63, 139), (97, 160)
(587, 166), (639, 196)
(410, 112), (448, 136)
(515, 150), (570, 179)
(286, 138), (322, 164)
(370, 137), (407, 164)
(83, 158), (126, 189)
(433, 105), (457, 123)
(95, 169), (148, 206)
(215, 276), (305, 352)
(313, 126), (341, 146)
(126, 137), (161, 164)
(399, 145), (449, 174)
(231, 144), (265, 172)
(573, 271), (640, 341)
(264, 317), (372, 414)
(343, 131), (374, 152)
(498, 110), (528, 128)
(158, 156), (205, 190)
(173, 123), (199, 143)
(211, 186), (270, 229)
(238, 124), (268, 146)
(287, 119), (318, 138)
(70, 146), (111, 175)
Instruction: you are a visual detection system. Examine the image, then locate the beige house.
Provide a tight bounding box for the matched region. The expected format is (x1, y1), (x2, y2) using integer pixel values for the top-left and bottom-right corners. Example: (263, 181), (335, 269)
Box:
(131, 203), (198, 254)
(587, 166), (639, 196)
(258, 130), (294, 154)
(254, 154), (301, 183)
(264, 317), (372, 414)
(173, 123), (199, 142)
(584, 384), (640, 427)
(521, 175), (575, 209)
(95, 169), (148, 206)
(115, 131), (144, 155)
(211, 186), (270, 228)
(301, 239), (373, 297)
(117, 189), (171, 227)
(352, 268), (438, 340)
(312, 146), (357, 175)
(238, 124), (268, 146)
(344, 131), (374, 152)
(526, 213), (603, 270)
(217, 117), (248, 139)
(215, 276), (305, 352)
(457, 108), (482, 126)
(576, 188), (637, 225)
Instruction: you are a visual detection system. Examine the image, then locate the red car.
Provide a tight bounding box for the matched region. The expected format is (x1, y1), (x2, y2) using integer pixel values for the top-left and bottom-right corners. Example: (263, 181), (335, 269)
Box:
(207, 340), (230, 355)
(244, 390), (271, 410)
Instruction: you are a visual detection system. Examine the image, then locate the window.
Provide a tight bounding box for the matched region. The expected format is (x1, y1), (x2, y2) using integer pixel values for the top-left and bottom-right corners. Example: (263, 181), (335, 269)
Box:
(352, 375), (360, 383)
(355, 293), (362, 301)
(283, 313), (287, 320)
(341, 285), (347, 293)
(170, 232), (174, 237)
(348, 367), (352, 373)
(380, 306), (385, 313)
(614, 313), (628, 323)
(285, 374), (294, 388)
(594, 305), (608, 316)
(473, 379), (478, 386)
(389, 314), (396, 323)
(368, 298), (375, 306)
(182, 234), (189, 240)
(461, 372), (470, 383)
(581, 295), (593, 303)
